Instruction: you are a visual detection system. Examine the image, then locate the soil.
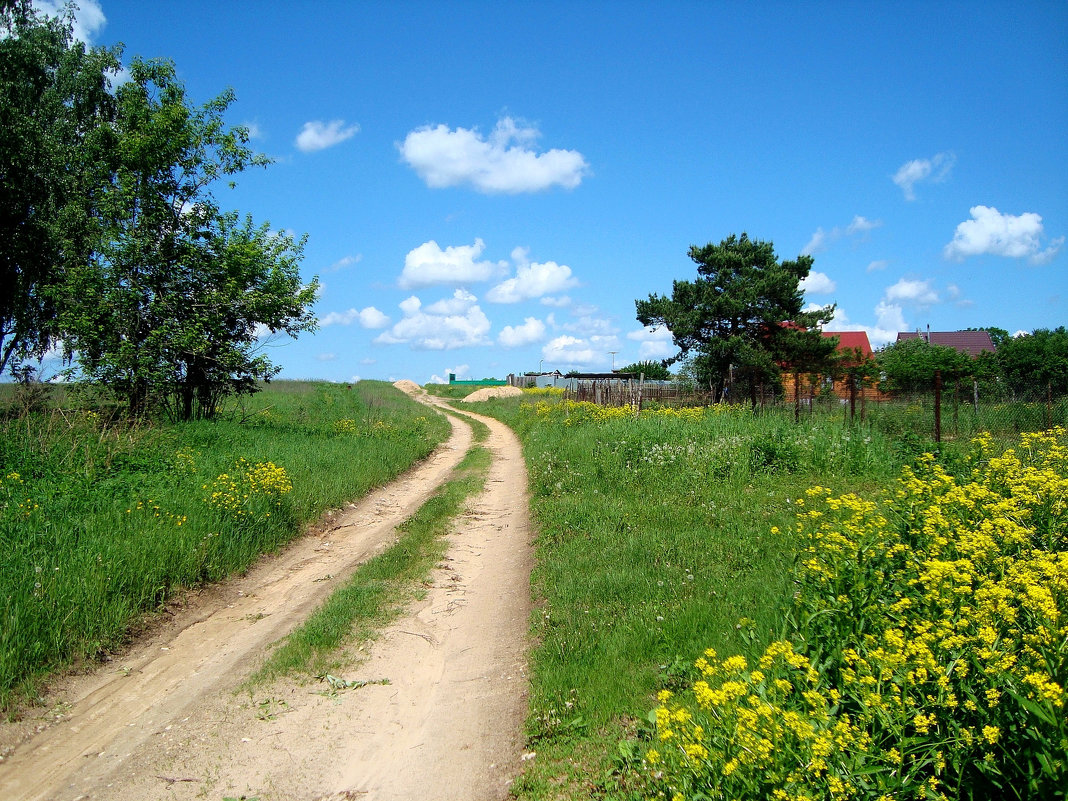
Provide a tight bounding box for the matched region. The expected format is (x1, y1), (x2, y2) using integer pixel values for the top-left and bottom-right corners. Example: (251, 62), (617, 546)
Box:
(0, 385), (533, 801)
(461, 386), (523, 403)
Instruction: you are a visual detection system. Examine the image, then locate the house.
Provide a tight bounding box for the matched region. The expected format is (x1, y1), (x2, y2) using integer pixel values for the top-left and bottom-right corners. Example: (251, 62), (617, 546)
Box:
(895, 330), (996, 357)
(782, 331), (884, 404)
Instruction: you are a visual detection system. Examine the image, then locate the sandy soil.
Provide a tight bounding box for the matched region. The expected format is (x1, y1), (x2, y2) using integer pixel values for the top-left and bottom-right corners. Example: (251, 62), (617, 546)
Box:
(0, 385), (533, 801)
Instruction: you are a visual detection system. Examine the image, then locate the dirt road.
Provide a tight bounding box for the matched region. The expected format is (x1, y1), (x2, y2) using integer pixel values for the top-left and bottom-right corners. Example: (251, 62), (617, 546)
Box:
(0, 388), (533, 801)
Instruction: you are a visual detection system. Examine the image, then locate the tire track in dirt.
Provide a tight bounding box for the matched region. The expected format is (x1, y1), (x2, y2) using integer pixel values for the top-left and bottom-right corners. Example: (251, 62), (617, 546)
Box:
(0, 388), (533, 801)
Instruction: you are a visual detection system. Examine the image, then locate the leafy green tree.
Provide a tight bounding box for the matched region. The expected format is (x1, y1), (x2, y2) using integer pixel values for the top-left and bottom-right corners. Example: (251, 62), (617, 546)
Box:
(619, 360), (671, 380)
(635, 233), (834, 402)
(57, 58), (318, 419)
(875, 337), (971, 394)
(0, 0), (120, 373)
(996, 327), (1068, 399)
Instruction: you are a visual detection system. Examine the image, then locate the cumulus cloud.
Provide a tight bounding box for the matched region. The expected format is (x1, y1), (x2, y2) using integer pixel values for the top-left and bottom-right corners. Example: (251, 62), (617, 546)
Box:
(426, 289), (479, 315)
(627, 325), (675, 360)
(295, 119), (359, 152)
(893, 152), (955, 200)
(429, 365), (470, 384)
(498, 317), (547, 348)
(540, 295), (572, 307)
(399, 238), (503, 289)
(542, 335), (601, 368)
(884, 278), (939, 306)
(801, 270), (837, 295)
(802, 216), (883, 255)
(486, 258), (579, 303)
(318, 306), (390, 328)
(399, 116), (589, 194)
(943, 205), (1064, 264)
(374, 294), (490, 350)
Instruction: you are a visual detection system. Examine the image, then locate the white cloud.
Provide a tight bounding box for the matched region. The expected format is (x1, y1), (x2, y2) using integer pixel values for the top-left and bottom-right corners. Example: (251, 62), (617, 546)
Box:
(486, 259), (578, 303)
(243, 122), (263, 140)
(540, 295), (572, 307)
(375, 295), (491, 350)
(893, 152), (955, 200)
(318, 306), (390, 328)
(399, 116), (589, 194)
(884, 278), (939, 306)
(326, 255), (362, 272)
(866, 260), (889, 272)
(498, 317), (547, 348)
(943, 205), (1064, 264)
(426, 289), (478, 315)
(562, 315), (617, 337)
(399, 238), (502, 288)
(295, 119), (359, 152)
(801, 270), (836, 295)
(317, 353), (337, 361)
(627, 325), (675, 360)
(541, 335), (602, 368)
(802, 216), (882, 255)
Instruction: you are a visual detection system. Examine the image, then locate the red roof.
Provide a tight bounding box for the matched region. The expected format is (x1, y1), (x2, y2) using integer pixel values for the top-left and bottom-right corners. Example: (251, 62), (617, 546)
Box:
(896, 331), (996, 357)
(822, 331), (873, 358)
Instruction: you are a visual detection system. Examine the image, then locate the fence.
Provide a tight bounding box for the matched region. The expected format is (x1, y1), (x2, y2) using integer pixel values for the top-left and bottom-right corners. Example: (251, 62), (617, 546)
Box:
(560, 370), (1067, 442)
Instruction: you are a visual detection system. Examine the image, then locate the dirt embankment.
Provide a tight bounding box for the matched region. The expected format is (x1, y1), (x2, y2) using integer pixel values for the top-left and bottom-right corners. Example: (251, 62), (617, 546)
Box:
(0, 386), (533, 801)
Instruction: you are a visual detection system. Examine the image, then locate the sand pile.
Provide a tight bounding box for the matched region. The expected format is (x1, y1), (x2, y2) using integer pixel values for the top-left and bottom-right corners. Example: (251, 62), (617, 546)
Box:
(461, 386), (523, 402)
(392, 379), (421, 394)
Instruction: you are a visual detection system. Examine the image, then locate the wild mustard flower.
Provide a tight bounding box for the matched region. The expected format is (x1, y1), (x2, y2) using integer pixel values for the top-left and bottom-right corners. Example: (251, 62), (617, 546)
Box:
(641, 428), (1068, 801)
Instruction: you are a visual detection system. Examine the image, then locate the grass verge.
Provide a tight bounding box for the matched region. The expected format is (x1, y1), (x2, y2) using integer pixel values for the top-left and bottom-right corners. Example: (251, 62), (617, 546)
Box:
(0, 381), (450, 712)
(472, 393), (958, 799)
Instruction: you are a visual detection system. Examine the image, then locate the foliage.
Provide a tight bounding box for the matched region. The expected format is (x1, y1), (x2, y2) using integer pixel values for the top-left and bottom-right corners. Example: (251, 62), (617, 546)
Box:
(620, 361), (672, 381)
(876, 337), (973, 394)
(997, 327), (1068, 398)
(639, 428), (1068, 800)
(0, 381), (448, 709)
(0, 1), (120, 373)
(54, 58), (318, 419)
(635, 233), (835, 403)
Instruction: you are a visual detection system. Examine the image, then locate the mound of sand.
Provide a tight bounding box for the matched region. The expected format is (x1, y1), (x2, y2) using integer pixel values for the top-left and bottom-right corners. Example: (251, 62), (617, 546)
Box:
(461, 386), (523, 402)
(392, 379), (422, 394)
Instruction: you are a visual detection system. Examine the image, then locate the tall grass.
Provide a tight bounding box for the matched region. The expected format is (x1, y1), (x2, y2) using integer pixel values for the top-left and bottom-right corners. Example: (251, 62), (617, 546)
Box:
(474, 395), (924, 798)
(0, 381), (449, 710)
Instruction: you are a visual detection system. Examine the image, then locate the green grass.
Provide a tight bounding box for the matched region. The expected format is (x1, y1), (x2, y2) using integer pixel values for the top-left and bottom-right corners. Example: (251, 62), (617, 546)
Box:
(249, 442), (491, 684)
(0, 380), (450, 711)
(473, 396), (949, 799)
(422, 383), (483, 399)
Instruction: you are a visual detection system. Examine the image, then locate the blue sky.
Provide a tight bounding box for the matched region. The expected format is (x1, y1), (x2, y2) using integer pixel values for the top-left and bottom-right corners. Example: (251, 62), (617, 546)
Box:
(39, 1), (1068, 383)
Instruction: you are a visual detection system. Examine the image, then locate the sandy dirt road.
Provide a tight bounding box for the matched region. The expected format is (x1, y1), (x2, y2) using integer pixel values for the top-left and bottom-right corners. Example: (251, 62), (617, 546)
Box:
(0, 387), (533, 801)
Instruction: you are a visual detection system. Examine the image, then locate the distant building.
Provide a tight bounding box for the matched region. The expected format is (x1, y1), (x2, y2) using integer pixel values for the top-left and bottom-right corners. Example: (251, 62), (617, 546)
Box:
(896, 330), (996, 357)
(782, 331), (883, 403)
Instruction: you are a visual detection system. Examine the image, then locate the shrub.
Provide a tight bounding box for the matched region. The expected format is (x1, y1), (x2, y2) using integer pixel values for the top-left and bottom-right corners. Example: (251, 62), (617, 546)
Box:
(640, 428), (1068, 800)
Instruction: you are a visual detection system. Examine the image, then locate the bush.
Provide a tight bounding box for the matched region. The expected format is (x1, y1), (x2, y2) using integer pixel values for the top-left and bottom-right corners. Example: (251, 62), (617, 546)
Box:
(640, 428), (1068, 800)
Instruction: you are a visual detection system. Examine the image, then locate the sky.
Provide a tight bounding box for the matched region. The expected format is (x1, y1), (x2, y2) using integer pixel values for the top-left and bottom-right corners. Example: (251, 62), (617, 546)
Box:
(33, 0), (1068, 384)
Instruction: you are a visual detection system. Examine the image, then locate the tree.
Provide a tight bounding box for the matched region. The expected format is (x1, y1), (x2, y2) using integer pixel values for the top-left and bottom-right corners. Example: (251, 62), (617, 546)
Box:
(996, 328), (1068, 399)
(619, 360), (671, 380)
(0, 1), (120, 374)
(875, 337), (971, 394)
(635, 233), (835, 403)
(57, 58), (318, 419)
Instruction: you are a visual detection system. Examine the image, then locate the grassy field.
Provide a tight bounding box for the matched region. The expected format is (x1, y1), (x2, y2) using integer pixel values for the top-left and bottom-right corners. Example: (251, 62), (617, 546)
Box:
(466, 394), (975, 798)
(0, 380), (449, 710)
